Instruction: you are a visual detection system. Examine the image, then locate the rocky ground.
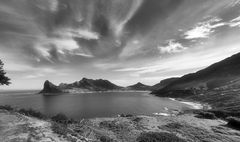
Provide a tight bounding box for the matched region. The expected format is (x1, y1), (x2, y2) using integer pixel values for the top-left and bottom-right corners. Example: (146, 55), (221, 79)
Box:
(1, 109), (240, 142)
(0, 109), (70, 142)
(76, 114), (240, 142)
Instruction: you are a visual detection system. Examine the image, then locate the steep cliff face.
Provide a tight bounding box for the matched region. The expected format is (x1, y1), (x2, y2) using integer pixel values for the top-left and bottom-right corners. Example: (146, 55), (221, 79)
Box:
(39, 80), (62, 93)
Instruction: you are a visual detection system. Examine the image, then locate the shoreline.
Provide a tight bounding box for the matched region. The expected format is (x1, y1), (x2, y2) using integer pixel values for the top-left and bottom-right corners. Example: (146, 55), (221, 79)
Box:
(41, 90), (151, 95)
(169, 98), (211, 110)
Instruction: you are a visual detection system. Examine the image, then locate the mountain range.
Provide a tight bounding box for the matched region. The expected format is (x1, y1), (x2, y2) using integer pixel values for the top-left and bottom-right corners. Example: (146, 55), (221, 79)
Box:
(40, 78), (152, 94)
(40, 52), (240, 96)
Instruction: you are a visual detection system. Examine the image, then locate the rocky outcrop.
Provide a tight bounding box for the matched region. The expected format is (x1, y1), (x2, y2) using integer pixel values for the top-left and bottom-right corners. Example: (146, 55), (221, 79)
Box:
(127, 82), (151, 91)
(39, 80), (62, 93)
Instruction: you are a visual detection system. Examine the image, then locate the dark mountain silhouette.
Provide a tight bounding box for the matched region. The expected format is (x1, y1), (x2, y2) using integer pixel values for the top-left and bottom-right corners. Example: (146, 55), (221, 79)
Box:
(152, 52), (240, 97)
(127, 82), (151, 91)
(40, 78), (124, 93)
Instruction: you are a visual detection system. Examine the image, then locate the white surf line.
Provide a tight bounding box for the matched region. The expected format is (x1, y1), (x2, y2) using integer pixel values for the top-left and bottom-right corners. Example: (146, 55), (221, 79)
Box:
(169, 98), (203, 109)
(180, 101), (203, 109)
(153, 113), (170, 116)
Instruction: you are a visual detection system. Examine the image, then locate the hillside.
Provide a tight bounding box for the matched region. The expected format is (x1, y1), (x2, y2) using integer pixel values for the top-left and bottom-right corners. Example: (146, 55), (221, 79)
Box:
(152, 52), (240, 96)
(151, 78), (179, 91)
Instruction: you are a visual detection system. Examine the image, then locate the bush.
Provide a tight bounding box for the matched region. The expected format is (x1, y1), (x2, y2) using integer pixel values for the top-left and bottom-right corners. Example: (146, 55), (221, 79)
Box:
(163, 122), (183, 129)
(18, 108), (46, 119)
(120, 114), (133, 117)
(99, 121), (124, 131)
(99, 135), (114, 142)
(51, 113), (69, 124)
(227, 117), (240, 130)
(51, 122), (68, 135)
(196, 111), (217, 119)
(133, 117), (143, 123)
(136, 132), (186, 142)
(0, 105), (14, 111)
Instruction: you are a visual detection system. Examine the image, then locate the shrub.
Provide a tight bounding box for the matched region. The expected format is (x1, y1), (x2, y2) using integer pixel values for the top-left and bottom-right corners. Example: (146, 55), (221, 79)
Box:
(133, 117), (143, 123)
(51, 113), (69, 124)
(227, 117), (240, 130)
(51, 122), (68, 135)
(18, 108), (46, 119)
(99, 121), (124, 131)
(120, 114), (133, 117)
(99, 135), (114, 142)
(163, 122), (183, 129)
(196, 111), (217, 119)
(136, 132), (186, 142)
(0, 105), (14, 111)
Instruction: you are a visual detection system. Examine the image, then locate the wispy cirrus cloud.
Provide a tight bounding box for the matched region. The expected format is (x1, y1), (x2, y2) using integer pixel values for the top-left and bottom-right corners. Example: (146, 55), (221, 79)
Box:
(229, 16), (240, 27)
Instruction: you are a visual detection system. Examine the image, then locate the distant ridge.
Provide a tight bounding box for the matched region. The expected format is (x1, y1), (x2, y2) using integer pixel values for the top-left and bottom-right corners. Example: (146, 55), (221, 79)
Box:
(127, 82), (151, 91)
(40, 78), (124, 94)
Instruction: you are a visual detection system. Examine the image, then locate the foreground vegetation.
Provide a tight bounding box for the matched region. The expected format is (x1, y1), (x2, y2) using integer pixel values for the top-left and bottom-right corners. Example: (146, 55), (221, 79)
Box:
(1, 104), (240, 142)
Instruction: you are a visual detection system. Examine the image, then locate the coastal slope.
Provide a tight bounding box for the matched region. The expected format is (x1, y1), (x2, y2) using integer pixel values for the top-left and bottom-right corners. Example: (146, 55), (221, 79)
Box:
(151, 77), (179, 91)
(152, 52), (240, 97)
(151, 52), (240, 113)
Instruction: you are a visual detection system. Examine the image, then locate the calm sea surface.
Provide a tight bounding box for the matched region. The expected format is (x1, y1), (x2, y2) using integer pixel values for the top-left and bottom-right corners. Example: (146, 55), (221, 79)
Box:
(0, 91), (194, 119)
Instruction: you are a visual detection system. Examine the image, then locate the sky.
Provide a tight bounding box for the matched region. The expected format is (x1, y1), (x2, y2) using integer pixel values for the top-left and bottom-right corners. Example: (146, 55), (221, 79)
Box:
(1, 0), (240, 90)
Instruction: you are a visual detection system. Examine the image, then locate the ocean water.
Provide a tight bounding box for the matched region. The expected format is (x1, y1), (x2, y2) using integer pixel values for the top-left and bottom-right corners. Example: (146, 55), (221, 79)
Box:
(0, 91), (195, 119)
